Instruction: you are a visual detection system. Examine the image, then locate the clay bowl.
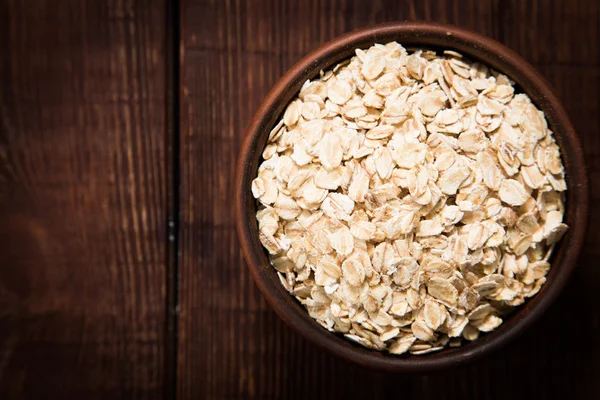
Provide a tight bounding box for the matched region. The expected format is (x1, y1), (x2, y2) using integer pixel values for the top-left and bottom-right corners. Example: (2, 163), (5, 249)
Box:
(235, 22), (588, 372)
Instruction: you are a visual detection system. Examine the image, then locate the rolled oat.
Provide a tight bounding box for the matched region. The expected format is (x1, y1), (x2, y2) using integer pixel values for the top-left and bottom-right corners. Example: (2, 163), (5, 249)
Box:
(253, 42), (568, 355)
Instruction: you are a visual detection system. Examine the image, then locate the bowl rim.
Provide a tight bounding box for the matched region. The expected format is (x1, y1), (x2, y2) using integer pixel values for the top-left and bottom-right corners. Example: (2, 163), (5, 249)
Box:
(235, 21), (589, 372)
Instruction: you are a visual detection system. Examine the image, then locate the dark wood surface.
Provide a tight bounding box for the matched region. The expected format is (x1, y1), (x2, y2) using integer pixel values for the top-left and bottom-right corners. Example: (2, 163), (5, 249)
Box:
(179, 0), (599, 399)
(0, 0), (170, 398)
(1, 0), (599, 399)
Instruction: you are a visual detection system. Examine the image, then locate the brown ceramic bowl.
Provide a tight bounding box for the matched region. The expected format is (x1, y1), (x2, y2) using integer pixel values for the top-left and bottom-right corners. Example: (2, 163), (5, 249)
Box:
(235, 22), (588, 372)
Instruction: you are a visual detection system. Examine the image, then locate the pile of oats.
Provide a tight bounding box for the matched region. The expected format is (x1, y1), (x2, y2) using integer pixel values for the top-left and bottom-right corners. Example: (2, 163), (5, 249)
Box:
(252, 42), (568, 355)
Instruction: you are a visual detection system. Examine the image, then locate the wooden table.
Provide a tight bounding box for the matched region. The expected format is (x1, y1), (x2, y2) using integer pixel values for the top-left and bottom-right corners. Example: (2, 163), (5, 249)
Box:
(1, 0), (598, 398)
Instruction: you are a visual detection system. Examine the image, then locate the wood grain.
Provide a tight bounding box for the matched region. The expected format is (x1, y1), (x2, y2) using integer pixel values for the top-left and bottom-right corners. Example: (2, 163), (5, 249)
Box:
(179, 0), (600, 399)
(0, 0), (169, 398)
(2, 0), (597, 398)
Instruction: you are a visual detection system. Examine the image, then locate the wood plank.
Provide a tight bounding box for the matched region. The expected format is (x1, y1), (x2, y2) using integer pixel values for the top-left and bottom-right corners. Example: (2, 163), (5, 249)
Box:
(0, 0), (170, 398)
(179, 0), (600, 398)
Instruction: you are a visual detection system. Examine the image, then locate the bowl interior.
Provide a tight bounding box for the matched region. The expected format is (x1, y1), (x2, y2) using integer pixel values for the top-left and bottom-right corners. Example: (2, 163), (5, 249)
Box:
(236, 22), (588, 372)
